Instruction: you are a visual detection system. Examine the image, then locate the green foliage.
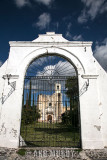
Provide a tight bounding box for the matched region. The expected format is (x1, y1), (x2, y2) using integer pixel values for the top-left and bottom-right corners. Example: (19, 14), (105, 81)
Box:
(28, 80), (32, 107)
(61, 77), (79, 127)
(62, 111), (71, 124)
(61, 109), (79, 127)
(21, 105), (41, 125)
(16, 149), (26, 156)
(21, 79), (41, 125)
(65, 77), (78, 99)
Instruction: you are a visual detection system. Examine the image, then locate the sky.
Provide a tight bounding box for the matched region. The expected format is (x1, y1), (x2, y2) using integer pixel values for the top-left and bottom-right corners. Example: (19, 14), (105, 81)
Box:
(0, 0), (107, 71)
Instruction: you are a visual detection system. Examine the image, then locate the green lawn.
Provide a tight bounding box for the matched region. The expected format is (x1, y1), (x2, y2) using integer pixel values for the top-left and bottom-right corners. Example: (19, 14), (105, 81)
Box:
(20, 121), (80, 147)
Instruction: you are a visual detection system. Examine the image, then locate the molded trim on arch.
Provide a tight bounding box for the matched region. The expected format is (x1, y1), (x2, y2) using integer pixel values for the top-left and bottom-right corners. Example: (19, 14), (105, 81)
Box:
(18, 47), (85, 78)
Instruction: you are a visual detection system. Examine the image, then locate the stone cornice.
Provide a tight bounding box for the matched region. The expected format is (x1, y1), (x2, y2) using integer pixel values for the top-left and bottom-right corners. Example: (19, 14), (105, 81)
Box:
(9, 41), (93, 47)
(81, 75), (99, 79)
(2, 75), (19, 79)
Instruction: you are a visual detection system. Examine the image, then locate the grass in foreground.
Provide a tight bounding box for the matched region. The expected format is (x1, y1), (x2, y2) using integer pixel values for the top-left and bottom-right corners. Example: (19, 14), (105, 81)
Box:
(20, 121), (80, 147)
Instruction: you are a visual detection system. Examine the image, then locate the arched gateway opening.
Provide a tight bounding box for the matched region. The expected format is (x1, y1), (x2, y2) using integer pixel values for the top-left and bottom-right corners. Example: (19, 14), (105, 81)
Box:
(20, 55), (81, 147)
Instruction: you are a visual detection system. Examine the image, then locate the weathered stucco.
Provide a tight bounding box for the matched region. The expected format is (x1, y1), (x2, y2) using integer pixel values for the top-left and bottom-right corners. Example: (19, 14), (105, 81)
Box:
(0, 32), (107, 149)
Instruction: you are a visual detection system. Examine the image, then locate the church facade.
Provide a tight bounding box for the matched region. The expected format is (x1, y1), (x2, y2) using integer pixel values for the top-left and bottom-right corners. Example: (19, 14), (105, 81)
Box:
(37, 83), (66, 122)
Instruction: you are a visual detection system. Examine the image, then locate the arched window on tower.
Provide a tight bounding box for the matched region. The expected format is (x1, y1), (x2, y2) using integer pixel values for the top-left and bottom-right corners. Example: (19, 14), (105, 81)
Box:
(57, 85), (59, 90)
(49, 103), (52, 107)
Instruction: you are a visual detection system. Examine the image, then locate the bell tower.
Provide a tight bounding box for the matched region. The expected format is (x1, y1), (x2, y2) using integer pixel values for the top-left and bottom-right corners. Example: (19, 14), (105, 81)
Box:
(55, 83), (61, 93)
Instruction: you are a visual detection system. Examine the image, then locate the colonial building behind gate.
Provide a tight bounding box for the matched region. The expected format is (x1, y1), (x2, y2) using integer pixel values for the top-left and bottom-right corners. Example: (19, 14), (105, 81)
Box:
(37, 83), (66, 122)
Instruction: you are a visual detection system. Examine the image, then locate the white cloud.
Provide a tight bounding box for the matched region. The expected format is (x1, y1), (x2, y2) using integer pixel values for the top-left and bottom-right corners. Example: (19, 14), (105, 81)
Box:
(87, 0), (105, 20)
(53, 22), (59, 31)
(37, 65), (55, 76)
(35, 13), (51, 30)
(0, 60), (3, 67)
(34, 0), (54, 6)
(100, 2), (107, 13)
(67, 22), (72, 30)
(83, 26), (90, 29)
(72, 35), (83, 41)
(30, 57), (47, 68)
(27, 56), (55, 76)
(36, 61), (76, 77)
(65, 31), (72, 39)
(77, 9), (88, 24)
(78, 0), (107, 23)
(14, 0), (54, 8)
(94, 38), (107, 71)
(62, 15), (71, 22)
(102, 38), (107, 44)
(65, 22), (72, 39)
(14, 0), (30, 8)
(28, 57), (76, 77)
(65, 32), (83, 41)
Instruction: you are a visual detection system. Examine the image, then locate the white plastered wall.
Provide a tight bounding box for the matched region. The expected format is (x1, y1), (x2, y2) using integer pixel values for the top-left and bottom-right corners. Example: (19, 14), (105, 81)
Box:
(0, 32), (107, 149)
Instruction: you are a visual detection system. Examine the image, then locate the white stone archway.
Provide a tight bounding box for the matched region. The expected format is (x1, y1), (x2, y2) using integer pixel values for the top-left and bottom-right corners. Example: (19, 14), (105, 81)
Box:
(0, 32), (107, 149)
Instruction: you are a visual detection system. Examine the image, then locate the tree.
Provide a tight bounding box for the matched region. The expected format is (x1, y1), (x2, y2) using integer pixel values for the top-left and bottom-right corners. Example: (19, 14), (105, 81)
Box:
(65, 77), (78, 110)
(21, 80), (41, 125)
(28, 79), (32, 107)
(61, 77), (79, 127)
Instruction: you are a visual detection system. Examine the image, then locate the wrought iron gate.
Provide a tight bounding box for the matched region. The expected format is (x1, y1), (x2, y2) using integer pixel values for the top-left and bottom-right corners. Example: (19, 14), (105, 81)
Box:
(20, 55), (81, 147)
